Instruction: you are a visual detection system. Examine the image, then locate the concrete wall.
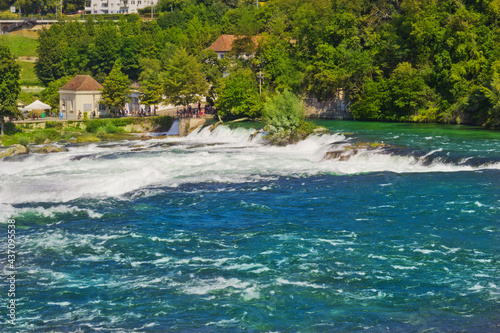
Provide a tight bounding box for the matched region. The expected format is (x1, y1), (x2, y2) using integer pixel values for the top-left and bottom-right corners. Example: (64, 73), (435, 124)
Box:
(179, 118), (206, 136)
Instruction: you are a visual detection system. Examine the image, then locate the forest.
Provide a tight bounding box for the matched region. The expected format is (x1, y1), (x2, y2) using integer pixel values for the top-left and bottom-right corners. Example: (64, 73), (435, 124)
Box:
(27, 0), (500, 127)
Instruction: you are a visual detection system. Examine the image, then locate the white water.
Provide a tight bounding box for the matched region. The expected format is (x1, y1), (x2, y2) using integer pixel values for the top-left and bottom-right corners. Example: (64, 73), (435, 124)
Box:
(0, 125), (498, 211)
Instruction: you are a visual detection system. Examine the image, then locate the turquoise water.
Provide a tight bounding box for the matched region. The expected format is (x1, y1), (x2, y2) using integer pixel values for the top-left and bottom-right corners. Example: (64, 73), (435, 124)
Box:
(1, 121), (499, 332)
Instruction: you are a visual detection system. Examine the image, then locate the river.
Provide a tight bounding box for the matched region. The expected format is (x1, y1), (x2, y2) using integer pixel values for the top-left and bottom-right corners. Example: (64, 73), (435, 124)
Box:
(0, 120), (499, 332)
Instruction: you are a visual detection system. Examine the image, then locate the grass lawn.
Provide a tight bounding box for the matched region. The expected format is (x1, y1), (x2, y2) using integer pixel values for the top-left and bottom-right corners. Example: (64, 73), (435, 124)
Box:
(0, 34), (39, 58)
(17, 61), (43, 86)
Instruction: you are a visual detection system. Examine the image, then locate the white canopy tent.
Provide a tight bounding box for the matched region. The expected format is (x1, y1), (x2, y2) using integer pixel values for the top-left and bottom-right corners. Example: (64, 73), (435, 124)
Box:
(23, 100), (52, 111)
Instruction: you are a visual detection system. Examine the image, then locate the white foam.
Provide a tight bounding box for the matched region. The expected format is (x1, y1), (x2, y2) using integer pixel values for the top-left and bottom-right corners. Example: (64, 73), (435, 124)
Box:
(391, 265), (418, 270)
(276, 278), (326, 289)
(183, 277), (250, 295)
(1, 125), (497, 204)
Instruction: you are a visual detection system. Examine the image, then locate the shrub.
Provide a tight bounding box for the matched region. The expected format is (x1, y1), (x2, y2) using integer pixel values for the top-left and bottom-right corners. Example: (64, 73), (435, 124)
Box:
(151, 116), (174, 131)
(16, 135), (31, 146)
(83, 112), (88, 121)
(45, 121), (63, 129)
(33, 132), (48, 144)
(43, 128), (60, 140)
(262, 90), (315, 145)
(3, 122), (19, 135)
(96, 127), (107, 137)
(112, 118), (138, 127)
(105, 122), (119, 133)
(86, 119), (105, 133)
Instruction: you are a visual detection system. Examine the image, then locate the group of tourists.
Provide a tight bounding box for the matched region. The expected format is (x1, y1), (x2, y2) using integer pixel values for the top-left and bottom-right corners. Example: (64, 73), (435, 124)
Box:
(111, 107), (152, 117)
(177, 103), (216, 118)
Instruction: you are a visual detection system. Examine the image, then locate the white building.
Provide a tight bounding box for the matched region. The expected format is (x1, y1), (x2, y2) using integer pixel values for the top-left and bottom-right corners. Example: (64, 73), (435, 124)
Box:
(59, 75), (108, 120)
(84, 0), (158, 15)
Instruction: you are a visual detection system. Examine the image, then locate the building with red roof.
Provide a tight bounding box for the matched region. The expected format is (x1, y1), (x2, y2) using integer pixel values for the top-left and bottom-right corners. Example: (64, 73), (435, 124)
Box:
(207, 34), (262, 59)
(59, 75), (107, 120)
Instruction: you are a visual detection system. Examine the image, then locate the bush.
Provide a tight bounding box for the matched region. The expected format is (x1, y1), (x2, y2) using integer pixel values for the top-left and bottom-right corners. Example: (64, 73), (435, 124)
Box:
(43, 128), (60, 140)
(105, 122), (120, 133)
(96, 127), (107, 137)
(16, 135), (31, 146)
(3, 122), (19, 135)
(112, 118), (138, 127)
(86, 119), (104, 133)
(33, 132), (48, 144)
(151, 116), (174, 131)
(83, 112), (88, 121)
(45, 121), (63, 129)
(262, 90), (315, 145)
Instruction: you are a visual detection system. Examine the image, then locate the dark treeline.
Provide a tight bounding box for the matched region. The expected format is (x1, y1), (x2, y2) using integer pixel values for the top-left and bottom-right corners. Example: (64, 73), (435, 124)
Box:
(35, 0), (500, 127)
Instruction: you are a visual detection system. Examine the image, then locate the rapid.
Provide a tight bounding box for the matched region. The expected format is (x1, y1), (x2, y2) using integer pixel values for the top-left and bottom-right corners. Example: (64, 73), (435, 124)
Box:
(0, 121), (499, 332)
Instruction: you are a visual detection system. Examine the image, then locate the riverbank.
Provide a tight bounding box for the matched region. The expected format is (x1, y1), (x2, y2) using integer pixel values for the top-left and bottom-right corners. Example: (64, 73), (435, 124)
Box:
(0, 116), (209, 156)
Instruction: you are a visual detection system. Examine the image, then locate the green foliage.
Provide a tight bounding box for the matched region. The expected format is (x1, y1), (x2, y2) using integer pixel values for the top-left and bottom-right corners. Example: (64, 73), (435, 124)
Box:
(16, 135), (31, 146)
(40, 76), (72, 109)
(85, 119), (105, 133)
(104, 122), (120, 133)
(199, 49), (229, 104)
(151, 116), (174, 131)
(100, 60), (132, 110)
(43, 128), (60, 140)
(216, 67), (262, 118)
(27, 0), (500, 128)
(351, 63), (433, 121)
(0, 34), (39, 58)
(0, 46), (21, 136)
(45, 121), (63, 129)
(33, 131), (48, 144)
(262, 90), (315, 145)
(86, 117), (140, 132)
(262, 89), (303, 131)
(17, 61), (42, 86)
(162, 48), (209, 106)
(139, 58), (163, 110)
(2, 122), (19, 136)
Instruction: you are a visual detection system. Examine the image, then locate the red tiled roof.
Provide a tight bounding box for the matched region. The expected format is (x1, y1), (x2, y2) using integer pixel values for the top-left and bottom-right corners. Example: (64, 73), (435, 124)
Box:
(60, 75), (103, 91)
(207, 34), (262, 52)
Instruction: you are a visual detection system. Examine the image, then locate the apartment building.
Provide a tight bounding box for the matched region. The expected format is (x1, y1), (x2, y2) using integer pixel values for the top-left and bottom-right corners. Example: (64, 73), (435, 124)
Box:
(84, 0), (158, 15)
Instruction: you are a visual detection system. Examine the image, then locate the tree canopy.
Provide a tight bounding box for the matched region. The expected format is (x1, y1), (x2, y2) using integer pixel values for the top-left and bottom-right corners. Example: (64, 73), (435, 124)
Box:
(0, 46), (21, 136)
(30, 0), (500, 128)
(162, 48), (208, 107)
(100, 60), (132, 111)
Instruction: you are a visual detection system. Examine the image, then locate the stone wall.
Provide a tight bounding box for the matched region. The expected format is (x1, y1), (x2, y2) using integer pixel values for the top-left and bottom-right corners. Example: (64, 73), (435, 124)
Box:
(304, 96), (353, 120)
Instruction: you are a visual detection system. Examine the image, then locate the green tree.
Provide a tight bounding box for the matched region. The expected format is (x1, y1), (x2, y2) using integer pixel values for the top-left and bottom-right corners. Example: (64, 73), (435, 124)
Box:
(262, 89), (303, 132)
(162, 48), (208, 107)
(0, 46), (21, 136)
(262, 89), (315, 145)
(40, 76), (72, 109)
(36, 25), (65, 85)
(478, 61), (500, 128)
(100, 60), (131, 114)
(385, 62), (430, 121)
(89, 23), (121, 82)
(199, 49), (228, 105)
(139, 59), (163, 115)
(215, 67), (261, 118)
